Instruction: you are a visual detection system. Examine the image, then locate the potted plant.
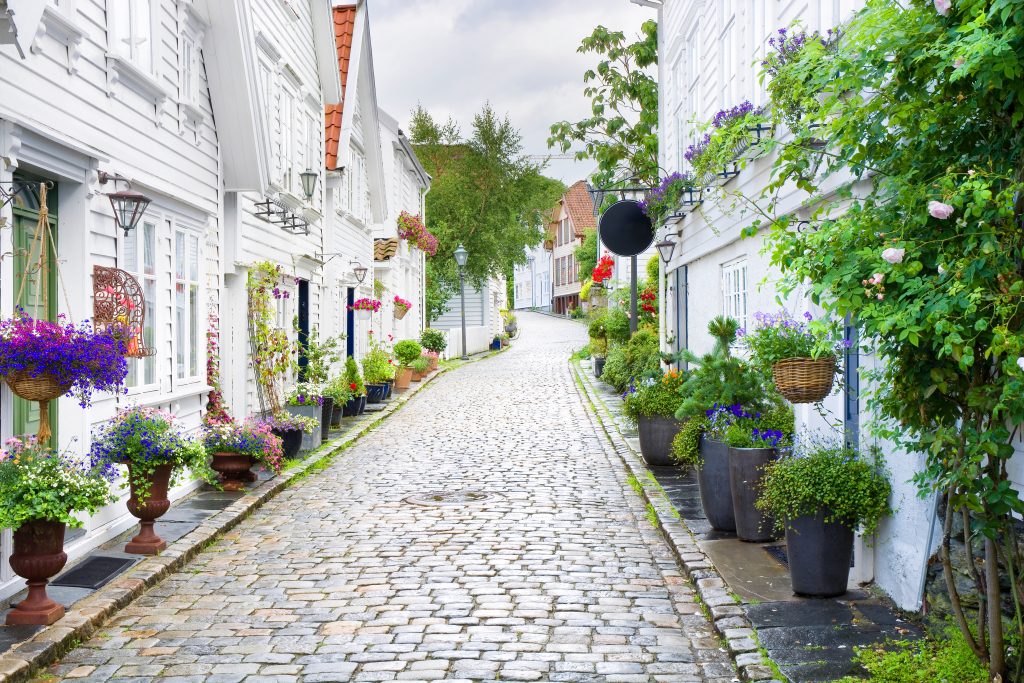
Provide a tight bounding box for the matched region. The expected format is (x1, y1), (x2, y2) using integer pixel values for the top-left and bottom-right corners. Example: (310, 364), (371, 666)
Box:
(740, 310), (848, 404)
(723, 404), (794, 542)
(503, 311), (518, 337)
(90, 407), (214, 554)
(0, 437), (115, 625)
(285, 383), (324, 450)
(323, 376), (353, 426)
(301, 329), (341, 439)
(499, 333), (510, 348)
(0, 315), (128, 443)
(410, 357), (430, 381)
(623, 370), (688, 467)
(203, 419), (283, 491)
(674, 317), (769, 532)
(393, 295), (412, 320)
(362, 343), (394, 403)
(490, 335), (502, 351)
(393, 340), (422, 389)
(397, 211), (439, 255)
(589, 315), (609, 377)
(759, 445), (890, 597)
(420, 328), (447, 364)
(261, 412), (318, 459)
(349, 298), (381, 321)
(346, 356), (367, 414)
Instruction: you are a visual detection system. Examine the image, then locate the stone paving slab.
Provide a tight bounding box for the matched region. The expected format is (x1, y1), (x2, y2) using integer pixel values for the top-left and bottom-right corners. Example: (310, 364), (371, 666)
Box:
(22, 313), (734, 682)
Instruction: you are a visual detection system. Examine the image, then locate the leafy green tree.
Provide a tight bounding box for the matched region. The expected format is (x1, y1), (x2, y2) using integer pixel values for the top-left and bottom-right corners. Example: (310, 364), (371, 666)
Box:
(575, 229), (598, 281)
(411, 105), (564, 321)
(548, 21), (659, 188)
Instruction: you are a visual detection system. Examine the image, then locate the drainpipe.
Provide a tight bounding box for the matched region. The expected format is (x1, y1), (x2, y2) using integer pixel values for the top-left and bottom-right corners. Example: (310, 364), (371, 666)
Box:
(681, 265), (689, 370)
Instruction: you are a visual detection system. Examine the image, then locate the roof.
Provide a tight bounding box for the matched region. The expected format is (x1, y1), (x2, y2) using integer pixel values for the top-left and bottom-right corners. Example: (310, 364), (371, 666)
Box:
(324, 4), (357, 169)
(374, 238), (399, 261)
(562, 181), (596, 237)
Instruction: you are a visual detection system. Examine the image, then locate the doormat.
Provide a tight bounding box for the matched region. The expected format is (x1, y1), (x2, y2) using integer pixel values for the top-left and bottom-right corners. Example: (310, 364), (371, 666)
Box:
(51, 556), (137, 590)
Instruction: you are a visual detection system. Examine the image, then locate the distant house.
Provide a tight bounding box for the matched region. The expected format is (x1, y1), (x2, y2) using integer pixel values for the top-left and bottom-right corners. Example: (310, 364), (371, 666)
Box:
(550, 181), (596, 314)
(513, 233), (552, 311)
(432, 276), (507, 356)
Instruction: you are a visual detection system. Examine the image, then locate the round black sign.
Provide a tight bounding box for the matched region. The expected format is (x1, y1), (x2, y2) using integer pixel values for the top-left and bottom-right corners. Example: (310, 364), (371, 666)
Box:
(598, 200), (655, 257)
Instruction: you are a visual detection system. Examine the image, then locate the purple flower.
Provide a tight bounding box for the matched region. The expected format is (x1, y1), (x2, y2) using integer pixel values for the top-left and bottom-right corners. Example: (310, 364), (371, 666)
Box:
(684, 134), (712, 164)
(711, 101), (763, 129)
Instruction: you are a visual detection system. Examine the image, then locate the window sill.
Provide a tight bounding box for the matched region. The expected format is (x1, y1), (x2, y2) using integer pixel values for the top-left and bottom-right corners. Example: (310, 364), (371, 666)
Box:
(31, 6), (84, 74)
(106, 53), (168, 124)
(129, 384), (213, 408)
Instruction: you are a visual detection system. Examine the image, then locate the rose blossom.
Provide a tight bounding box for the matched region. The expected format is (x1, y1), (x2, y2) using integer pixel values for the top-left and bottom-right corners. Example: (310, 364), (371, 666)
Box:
(928, 201), (955, 219)
(872, 273), (885, 284)
(881, 248), (905, 264)
(934, 0), (951, 16)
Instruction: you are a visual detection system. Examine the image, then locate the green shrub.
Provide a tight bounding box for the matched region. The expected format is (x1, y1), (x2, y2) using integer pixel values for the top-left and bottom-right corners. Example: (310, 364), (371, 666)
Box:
(835, 628), (987, 683)
(672, 416), (708, 468)
(623, 370), (687, 422)
(410, 357), (430, 374)
(571, 345), (592, 361)
(645, 253), (659, 281)
(605, 307), (631, 344)
(394, 340), (422, 367)
(570, 307), (586, 319)
(323, 374), (353, 403)
(362, 346), (394, 383)
(601, 344), (630, 392)
(624, 329), (661, 384)
(345, 356), (365, 396)
(419, 329), (447, 354)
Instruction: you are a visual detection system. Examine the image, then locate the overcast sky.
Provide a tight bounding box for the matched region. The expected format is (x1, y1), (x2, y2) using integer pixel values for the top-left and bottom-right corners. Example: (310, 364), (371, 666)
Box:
(366, 0), (654, 186)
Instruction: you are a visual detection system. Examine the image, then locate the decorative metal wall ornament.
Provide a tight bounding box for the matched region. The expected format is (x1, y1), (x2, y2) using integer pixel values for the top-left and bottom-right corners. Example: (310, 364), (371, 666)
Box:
(0, 180), (55, 218)
(92, 265), (155, 358)
(254, 197), (310, 235)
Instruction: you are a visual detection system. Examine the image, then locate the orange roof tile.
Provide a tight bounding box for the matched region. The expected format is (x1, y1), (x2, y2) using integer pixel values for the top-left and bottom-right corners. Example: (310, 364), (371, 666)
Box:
(325, 4), (357, 169)
(562, 180), (596, 237)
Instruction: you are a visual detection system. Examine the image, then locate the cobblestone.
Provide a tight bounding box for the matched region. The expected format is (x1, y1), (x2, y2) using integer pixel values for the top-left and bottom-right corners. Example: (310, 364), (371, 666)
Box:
(32, 313), (734, 682)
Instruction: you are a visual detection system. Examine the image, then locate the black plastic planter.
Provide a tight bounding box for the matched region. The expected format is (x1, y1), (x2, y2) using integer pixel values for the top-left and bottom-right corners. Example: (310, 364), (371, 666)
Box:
(272, 428), (303, 460)
(594, 357), (606, 378)
(367, 383), (387, 404)
(320, 398), (334, 443)
(330, 403), (343, 428)
(384, 381), (393, 400)
(696, 438), (736, 532)
(358, 395), (366, 415)
(785, 511), (854, 597)
(343, 396), (359, 417)
(636, 415), (681, 467)
(728, 446), (779, 542)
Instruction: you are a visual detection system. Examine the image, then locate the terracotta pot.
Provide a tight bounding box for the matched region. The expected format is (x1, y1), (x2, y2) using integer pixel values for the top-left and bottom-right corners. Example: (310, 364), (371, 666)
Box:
(412, 369), (424, 382)
(428, 357), (439, 371)
(394, 367), (412, 389)
(125, 463), (172, 555)
(6, 519), (67, 626)
(211, 452), (253, 491)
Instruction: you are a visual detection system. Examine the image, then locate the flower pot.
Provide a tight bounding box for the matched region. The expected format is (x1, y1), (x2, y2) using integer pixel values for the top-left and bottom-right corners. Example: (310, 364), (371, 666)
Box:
(505, 323), (517, 337)
(489, 339), (501, 350)
(785, 510), (854, 598)
(696, 438), (736, 532)
(394, 307), (409, 320)
(6, 519), (67, 626)
(366, 383), (387, 404)
(330, 402), (343, 428)
(343, 396), (359, 417)
(211, 452), (254, 491)
(356, 309), (371, 321)
(320, 397), (334, 442)
(412, 369), (424, 382)
(394, 367), (412, 390)
(728, 446), (780, 542)
(357, 395), (366, 414)
(124, 463), (172, 555)
(593, 356), (606, 378)
(428, 357), (439, 371)
(272, 428), (303, 460)
(636, 415), (682, 467)
(285, 404), (321, 451)
(771, 356), (836, 404)
(384, 380), (394, 399)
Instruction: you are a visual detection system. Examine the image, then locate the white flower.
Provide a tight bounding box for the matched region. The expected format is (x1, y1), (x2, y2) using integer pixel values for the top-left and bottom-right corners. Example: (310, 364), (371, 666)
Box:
(1017, 357), (1024, 372)
(934, 0), (951, 16)
(928, 201), (955, 220)
(881, 248), (905, 265)
(938, 264), (947, 275)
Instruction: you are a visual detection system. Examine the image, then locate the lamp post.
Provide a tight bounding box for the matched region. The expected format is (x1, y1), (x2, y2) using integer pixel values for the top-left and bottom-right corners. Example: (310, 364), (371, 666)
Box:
(454, 244), (469, 360)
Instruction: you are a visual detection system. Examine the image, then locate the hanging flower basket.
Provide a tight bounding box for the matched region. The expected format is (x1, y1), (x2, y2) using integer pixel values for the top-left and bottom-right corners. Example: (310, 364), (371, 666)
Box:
(350, 298), (381, 321)
(771, 356), (836, 404)
(4, 370), (71, 403)
(393, 296), (412, 320)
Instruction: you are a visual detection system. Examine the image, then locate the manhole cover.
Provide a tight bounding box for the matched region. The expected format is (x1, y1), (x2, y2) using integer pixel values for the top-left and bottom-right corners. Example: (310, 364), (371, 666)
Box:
(404, 490), (497, 506)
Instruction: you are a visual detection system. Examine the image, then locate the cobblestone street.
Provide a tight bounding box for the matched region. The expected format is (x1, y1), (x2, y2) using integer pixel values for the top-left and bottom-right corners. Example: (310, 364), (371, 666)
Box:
(34, 313), (734, 683)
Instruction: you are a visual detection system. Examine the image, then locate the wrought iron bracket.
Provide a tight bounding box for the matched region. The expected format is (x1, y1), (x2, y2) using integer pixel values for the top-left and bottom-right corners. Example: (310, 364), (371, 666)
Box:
(255, 197), (310, 235)
(0, 180), (55, 215)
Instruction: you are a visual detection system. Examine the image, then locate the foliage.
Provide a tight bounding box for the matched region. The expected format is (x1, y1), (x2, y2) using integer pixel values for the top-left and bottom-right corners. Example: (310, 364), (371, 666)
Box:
(686, 101), (770, 183)
(760, 26), (842, 128)
(640, 173), (695, 227)
(373, 277), (387, 301)
(261, 412), (318, 434)
(570, 306), (586, 319)
(247, 262), (296, 411)
(0, 313), (127, 408)
(548, 20), (660, 187)
(350, 298), (381, 313)
(394, 340), (423, 367)
(722, 403), (795, 449)
(322, 374), (353, 404)
(345, 356), (365, 396)
(579, 278), (593, 303)
(592, 255), (615, 285)
(835, 628), (988, 683)
(623, 369), (687, 421)
(759, 444), (890, 536)
(203, 419), (283, 473)
(743, 1), (1024, 673)
(396, 211), (438, 256)
(588, 314), (608, 339)
(90, 407), (215, 503)
(600, 344), (630, 392)
(285, 382), (323, 407)
(0, 437), (115, 530)
(604, 307), (631, 344)
(571, 345), (592, 361)
(205, 309), (230, 424)
(410, 357), (430, 374)
(671, 416), (708, 469)
(576, 230), (598, 280)
(301, 327), (342, 385)
(362, 345), (395, 384)
(645, 253), (660, 281)
(739, 310), (847, 370)
(411, 104), (565, 322)
(419, 329), (448, 354)
(612, 329), (662, 391)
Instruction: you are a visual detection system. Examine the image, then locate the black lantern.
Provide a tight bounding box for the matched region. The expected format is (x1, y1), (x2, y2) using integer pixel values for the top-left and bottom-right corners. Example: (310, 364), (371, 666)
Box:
(351, 262), (368, 284)
(99, 172), (152, 236)
(655, 237), (676, 264)
(299, 169), (318, 201)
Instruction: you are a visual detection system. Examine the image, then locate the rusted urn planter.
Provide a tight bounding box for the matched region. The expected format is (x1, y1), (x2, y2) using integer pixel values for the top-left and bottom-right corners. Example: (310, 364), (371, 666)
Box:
(211, 452), (254, 491)
(6, 519), (67, 625)
(124, 463), (172, 555)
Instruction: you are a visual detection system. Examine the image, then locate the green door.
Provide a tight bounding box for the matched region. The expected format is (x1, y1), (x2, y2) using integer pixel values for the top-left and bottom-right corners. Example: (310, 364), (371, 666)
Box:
(11, 180), (58, 443)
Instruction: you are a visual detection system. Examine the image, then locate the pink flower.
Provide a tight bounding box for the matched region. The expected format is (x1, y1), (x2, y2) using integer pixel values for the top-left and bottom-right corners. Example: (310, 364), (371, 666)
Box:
(872, 273), (885, 284)
(933, 0), (951, 15)
(928, 201), (954, 219)
(881, 248), (905, 265)
(954, 57), (965, 69)
(876, 293), (884, 300)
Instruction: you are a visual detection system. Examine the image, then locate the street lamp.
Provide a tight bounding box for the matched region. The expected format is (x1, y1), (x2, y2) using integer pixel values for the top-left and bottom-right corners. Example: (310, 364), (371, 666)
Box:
(453, 244), (469, 360)
(98, 172), (152, 237)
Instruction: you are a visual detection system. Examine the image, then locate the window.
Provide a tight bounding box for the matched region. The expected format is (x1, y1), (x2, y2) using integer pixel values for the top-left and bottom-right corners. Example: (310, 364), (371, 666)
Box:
(722, 258), (748, 330)
(180, 35), (197, 105)
(279, 84), (295, 191)
(720, 1), (737, 109)
(175, 229), (202, 382)
(110, 0), (153, 73)
(686, 23), (701, 149)
(123, 220), (157, 388)
(569, 254), (575, 283)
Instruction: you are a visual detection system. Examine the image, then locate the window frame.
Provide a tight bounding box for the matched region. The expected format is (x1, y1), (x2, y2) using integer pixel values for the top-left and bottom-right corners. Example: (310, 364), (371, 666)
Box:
(109, 0), (155, 74)
(119, 217), (159, 395)
(721, 257), (748, 332)
(172, 223), (205, 389)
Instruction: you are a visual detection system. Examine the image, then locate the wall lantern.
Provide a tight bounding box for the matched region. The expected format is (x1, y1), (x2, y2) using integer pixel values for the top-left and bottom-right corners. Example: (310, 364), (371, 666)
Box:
(655, 237), (676, 264)
(99, 171), (152, 236)
(350, 260), (368, 284)
(299, 169), (319, 201)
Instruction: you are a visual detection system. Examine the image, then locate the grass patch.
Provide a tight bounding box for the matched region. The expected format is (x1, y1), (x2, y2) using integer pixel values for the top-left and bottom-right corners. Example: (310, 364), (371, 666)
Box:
(645, 503), (660, 529)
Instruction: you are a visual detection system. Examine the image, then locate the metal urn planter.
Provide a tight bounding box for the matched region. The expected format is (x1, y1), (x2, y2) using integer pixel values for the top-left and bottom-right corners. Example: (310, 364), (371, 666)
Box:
(210, 453), (253, 491)
(785, 510), (854, 597)
(696, 438), (736, 532)
(285, 404), (321, 451)
(5, 519), (67, 625)
(124, 463), (172, 555)
(636, 415), (682, 467)
(728, 446), (779, 542)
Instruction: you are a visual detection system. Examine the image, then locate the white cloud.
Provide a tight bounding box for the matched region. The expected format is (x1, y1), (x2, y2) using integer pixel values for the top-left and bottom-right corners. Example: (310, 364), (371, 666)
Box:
(366, 0), (655, 185)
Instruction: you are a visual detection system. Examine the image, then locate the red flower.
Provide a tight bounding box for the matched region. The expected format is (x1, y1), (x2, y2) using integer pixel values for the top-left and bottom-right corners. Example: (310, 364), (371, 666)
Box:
(349, 383), (357, 391)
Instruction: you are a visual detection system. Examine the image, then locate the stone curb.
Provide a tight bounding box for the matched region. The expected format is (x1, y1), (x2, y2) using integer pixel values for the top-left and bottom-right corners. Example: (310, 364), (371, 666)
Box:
(570, 361), (783, 683)
(0, 359), (472, 683)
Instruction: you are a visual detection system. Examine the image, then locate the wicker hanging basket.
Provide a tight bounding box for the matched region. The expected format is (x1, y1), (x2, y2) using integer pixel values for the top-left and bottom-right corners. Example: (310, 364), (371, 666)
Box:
(394, 307), (409, 320)
(4, 370), (71, 403)
(771, 356), (837, 404)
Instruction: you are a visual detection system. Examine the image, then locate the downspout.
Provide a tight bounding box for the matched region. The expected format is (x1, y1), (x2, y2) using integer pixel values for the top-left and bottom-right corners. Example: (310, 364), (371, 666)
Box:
(421, 183), (430, 331)
(681, 265), (689, 370)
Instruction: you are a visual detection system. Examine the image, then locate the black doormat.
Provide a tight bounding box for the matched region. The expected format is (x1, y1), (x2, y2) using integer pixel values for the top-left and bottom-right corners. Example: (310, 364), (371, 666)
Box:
(764, 544), (856, 568)
(51, 556), (137, 590)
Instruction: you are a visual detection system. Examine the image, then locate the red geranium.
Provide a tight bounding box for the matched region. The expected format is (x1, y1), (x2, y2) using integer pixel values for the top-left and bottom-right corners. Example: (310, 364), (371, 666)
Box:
(592, 255), (615, 284)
